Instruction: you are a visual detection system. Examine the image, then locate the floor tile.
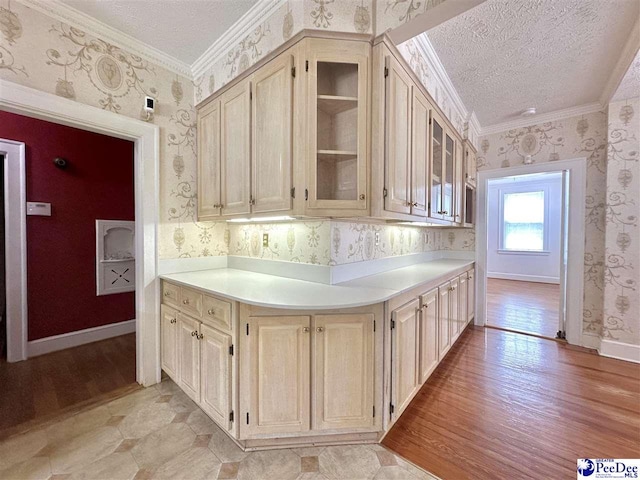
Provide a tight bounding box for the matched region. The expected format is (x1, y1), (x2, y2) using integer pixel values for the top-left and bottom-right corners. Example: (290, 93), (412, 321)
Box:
(48, 426), (123, 474)
(0, 429), (48, 471)
(66, 451), (139, 480)
(237, 450), (301, 480)
(301, 456), (320, 473)
(193, 434), (213, 448)
(187, 409), (218, 434)
(0, 455), (51, 480)
(130, 422), (195, 470)
(106, 388), (159, 417)
(291, 447), (326, 457)
(152, 446), (221, 480)
(319, 445), (380, 479)
(118, 402), (175, 439)
(207, 425), (248, 463)
(114, 438), (140, 453)
(168, 390), (199, 414)
(217, 462), (239, 480)
(45, 406), (112, 444)
(373, 465), (422, 480)
(376, 450), (398, 467)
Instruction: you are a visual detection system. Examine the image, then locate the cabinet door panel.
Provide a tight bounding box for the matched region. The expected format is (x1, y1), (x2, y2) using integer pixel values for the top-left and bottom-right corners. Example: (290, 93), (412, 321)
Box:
(419, 289), (438, 384)
(438, 283), (451, 360)
(178, 314), (200, 402)
(221, 81), (251, 216)
(458, 274), (468, 337)
(450, 277), (460, 343)
(430, 112), (445, 219)
(411, 88), (429, 217)
(161, 305), (178, 381)
(252, 55), (293, 213)
(392, 298), (420, 417)
(443, 132), (455, 222)
(467, 269), (475, 323)
(200, 324), (232, 430)
(245, 316), (310, 436)
(197, 100), (221, 220)
(313, 314), (374, 431)
(384, 56), (412, 215)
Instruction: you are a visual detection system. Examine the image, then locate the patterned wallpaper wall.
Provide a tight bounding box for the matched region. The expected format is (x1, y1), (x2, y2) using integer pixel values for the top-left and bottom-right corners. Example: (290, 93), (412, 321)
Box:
(602, 98), (639, 345)
(477, 111), (608, 337)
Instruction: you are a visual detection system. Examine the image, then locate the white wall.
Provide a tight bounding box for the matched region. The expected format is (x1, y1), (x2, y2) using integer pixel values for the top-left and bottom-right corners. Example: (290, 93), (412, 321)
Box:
(487, 172), (563, 283)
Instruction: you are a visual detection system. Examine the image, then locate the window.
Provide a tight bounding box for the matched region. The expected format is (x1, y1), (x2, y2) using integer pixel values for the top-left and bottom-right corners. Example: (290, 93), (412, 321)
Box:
(501, 190), (546, 251)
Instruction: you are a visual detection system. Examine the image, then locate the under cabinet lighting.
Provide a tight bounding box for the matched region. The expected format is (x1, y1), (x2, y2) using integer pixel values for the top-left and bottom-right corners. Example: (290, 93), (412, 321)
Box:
(226, 216), (296, 223)
(398, 221), (442, 227)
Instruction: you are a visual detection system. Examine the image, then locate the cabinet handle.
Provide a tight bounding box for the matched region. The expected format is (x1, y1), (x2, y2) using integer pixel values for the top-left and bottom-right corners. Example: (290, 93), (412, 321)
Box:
(316, 327), (324, 333)
(183, 299), (189, 305)
(249, 196), (256, 206)
(207, 308), (215, 316)
(197, 333), (204, 340)
(412, 202), (418, 207)
(164, 291), (170, 297)
(191, 330), (197, 336)
(359, 194), (366, 200)
(213, 203), (221, 208)
(170, 318), (177, 324)
(303, 327), (309, 333)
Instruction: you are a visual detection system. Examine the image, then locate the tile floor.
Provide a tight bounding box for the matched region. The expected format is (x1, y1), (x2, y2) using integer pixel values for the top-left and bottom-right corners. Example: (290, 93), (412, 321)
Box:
(0, 379), (438, 480)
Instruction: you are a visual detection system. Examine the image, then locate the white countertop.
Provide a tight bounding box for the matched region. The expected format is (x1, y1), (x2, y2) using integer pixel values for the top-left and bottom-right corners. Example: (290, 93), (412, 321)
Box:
(160, 259), (474, 310)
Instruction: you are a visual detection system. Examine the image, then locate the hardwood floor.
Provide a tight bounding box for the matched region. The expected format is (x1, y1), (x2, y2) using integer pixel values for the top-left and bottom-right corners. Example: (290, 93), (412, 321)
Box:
(487, 278), (560, 338)
(383, 327), (640, 480)
(0, 333), (137, 434)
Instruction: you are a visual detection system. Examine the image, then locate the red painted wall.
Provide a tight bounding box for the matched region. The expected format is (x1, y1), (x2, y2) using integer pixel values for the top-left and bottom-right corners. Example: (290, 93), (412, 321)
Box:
(0, 111), (135, 340)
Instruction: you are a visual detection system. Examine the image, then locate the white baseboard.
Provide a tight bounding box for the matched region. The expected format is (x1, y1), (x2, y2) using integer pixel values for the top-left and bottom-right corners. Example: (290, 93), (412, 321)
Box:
(599, 338), (640, 364)
(487, 272), (560, 284)
(27, 319), (136, 358)
(581, 332), (602, 351)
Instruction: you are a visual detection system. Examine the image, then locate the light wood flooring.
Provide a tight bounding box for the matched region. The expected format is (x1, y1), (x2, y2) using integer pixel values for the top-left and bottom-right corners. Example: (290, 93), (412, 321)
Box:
(487, 278), (560, 338)
(0, 333), (137, 435)
(382, 326), (640, 480)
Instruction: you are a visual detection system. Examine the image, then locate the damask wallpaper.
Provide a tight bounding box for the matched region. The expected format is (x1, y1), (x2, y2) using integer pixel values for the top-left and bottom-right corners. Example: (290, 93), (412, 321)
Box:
(602, 98), (639, 345)
(477, 111), (609, 338)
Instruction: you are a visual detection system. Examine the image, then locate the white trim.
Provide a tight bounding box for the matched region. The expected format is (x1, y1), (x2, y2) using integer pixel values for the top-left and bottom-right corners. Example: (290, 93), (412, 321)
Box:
(158, 256), (227, 275)
(581, 332), (601, 351)
(601, 18), (640, 105)
(599, 339), (640, 364)
(476, 158), (586, 347)
(479, 103), (603, 136)
(0, 140), (27, 362)
(487, 272), (559, 284)
(27, 319), (136, 358)
(17, 0), (192, 78)
(0, 79), (160, 387)
(191, 0), (287, 79)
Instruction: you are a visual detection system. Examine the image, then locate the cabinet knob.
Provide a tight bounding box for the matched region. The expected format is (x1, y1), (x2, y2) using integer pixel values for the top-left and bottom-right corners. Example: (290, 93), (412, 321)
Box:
(197, 333), (204, 340)
(191, 330), (197, 336)
(207, 308), (215, 316)
(303, 327), (309, 333)
(359, 194), (366, 200)
(316, 327), (324, 333)
(170, 318), (177, 324)
(213, 203), (220, 208)
(164, 291), (170, 297)
(183, 299), (189, 305)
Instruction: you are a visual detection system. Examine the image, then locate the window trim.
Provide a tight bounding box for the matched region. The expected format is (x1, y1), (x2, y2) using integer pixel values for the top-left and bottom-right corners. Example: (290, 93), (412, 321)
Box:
(498, 186), (550, 253)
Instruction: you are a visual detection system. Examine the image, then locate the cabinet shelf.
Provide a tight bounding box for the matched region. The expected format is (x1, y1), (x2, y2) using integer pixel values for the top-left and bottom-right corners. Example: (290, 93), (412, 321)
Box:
(317, 149), (357, 160)
(317, 95), (358, 115)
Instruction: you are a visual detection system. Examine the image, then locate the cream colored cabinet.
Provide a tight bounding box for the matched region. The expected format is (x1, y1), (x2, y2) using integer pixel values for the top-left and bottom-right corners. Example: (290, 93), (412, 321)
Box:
(449, 276), (461, 343)
(220, 80), (251, 216)
(178, 313), (201, 402)
(244, 316), (311, 437)
(458, 273), (468, 335)
(197, 100), (222, 220)
(418, 288), (438, 384)
(411, 88), (429, 217)
(429, 111), (445, 220)
(464, 141), (477, 188)
(437, 281), (451, 359)
(391, 298), (420, 418)
(200, 323), (232, 431)
(307, 38), (369, 213)
(384, 55), (412, 215)
(442, 131), (456, 223)
(251, 54), (293, 213)
(313, 314), (375, 431)
(454, 136), (464, 224)
(161, 305), (178, 381)
(467, 269), (475, 324)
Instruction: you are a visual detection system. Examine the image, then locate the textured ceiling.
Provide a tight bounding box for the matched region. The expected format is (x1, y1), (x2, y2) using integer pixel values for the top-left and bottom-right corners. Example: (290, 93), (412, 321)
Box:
(60, 0), (258, 64)
(427, 0), (640, 127)
(613, 50), (640, 102)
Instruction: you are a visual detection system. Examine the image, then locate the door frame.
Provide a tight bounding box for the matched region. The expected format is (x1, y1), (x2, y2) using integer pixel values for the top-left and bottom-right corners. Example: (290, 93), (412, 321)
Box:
(475, 157), (586, 346)
(0, 79), (161, 387)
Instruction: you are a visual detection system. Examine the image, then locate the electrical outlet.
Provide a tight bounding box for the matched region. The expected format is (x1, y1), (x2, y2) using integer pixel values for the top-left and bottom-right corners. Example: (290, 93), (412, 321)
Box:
(262, 233), (269, 248)
(375, 232), (380, 246)
(424, 232), (428, 244)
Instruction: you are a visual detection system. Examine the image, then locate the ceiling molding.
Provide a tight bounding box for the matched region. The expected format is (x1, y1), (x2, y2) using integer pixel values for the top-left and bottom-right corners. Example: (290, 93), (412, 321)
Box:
(467, 111), (481, 138)
(600, 17), (640, 106)
(191, 0), (286, 79)
(18, 0), (193, 78)
(479, 102), (604, 136)
(413, 33), (469, 125)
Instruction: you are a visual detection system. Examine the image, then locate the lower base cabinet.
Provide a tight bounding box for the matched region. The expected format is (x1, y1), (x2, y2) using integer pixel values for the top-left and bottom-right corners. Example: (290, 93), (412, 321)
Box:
(178, 313), (201, 402)
(391, 299), (420, 417)
(419, 289), (438, 384)
(200, 323), (233, 431)
(467, 268), (475, 323)
(438, 283), (451, 360)
(161, 305), (178, 379)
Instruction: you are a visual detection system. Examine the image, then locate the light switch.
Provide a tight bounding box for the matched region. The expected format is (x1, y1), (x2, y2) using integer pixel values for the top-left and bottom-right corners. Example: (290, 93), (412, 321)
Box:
(27, 202), (51, 216)
(375, 232), (380, 246)
(262, 233), (269, 247)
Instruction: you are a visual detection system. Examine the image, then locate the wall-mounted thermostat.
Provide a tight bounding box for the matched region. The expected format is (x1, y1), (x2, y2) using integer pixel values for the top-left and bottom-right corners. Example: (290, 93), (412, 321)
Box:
(27, 202), (51, 216)
(144, 96), (155, 112)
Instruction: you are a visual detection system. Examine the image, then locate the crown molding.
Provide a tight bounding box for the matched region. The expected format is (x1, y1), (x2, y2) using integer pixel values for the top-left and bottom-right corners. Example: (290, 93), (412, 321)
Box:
(479, 102), (604, 136)
(413, 33), (469, 126)
(17, 0), (193, 78)
(191, 0), (287, 79)
(600, 17), (640, 105)
(467, 111), (481, 136)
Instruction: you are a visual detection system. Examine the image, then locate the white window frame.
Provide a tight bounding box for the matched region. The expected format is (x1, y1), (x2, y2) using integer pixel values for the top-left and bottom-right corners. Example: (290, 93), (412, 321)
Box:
(497, 185), (551, 255)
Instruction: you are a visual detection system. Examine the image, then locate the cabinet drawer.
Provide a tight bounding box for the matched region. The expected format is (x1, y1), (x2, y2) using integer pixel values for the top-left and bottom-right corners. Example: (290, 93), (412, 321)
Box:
(202, 295), (232, 331)
(180, 287), (203, 317)
(162, 282), (180, 308)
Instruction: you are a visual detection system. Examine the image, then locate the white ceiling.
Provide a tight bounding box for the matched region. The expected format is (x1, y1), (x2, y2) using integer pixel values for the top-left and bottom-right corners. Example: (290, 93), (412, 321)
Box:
(60, 0), (258, 64)
(427, 0), (640, 127)
(613, 50), (640, 102)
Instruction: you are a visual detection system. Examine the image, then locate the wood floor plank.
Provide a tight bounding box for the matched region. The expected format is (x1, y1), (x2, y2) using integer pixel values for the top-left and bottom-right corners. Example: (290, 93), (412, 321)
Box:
(382, 327), (640, 480)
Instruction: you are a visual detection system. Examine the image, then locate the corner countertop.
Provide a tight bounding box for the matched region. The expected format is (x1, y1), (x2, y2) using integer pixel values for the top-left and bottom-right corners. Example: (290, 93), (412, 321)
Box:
(159, 259), (474, 310)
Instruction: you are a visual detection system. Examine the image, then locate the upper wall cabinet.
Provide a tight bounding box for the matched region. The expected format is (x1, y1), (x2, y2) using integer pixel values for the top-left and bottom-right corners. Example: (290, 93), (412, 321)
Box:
(464, 140), (477, 189)
(197, 100), (221, 220)
(306, 38), (369, 213)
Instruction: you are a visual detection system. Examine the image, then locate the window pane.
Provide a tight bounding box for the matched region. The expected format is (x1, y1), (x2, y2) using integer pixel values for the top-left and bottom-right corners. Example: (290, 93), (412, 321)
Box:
(503, 191), (545, 251)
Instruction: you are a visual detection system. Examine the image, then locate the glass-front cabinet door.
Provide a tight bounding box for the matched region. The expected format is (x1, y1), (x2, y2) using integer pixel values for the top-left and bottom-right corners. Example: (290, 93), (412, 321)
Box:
(443, 132), (455, 222)
(307, 39), (368, 211)
(429, 112), (445, 219)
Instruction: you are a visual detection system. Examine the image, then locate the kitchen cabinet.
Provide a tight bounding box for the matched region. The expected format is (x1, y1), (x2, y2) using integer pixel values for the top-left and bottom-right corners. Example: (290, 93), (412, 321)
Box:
(454, 134), (464, 224)
(391, 298), (420, 418)
(429, 110), (459, 223)
(197, 100), (221, 220)
(464, 140), (477, 188)
(200, 323), (233, 430)
(161, 305), (178, 381)
(438, 281), (451, 359)
(449, 276), (461, 344)
(306, 38), (369, 213)
(177, 313), (201, 402)
(411, 87), (429, 217)
(313, 314), (375, 431)
(458, 273), (468, 336)
(419, 288), (438, 384)
(467, 268), (475, 324)
(244, 316), (311, 437)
